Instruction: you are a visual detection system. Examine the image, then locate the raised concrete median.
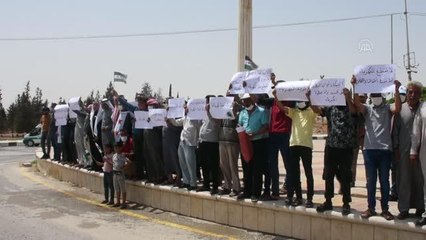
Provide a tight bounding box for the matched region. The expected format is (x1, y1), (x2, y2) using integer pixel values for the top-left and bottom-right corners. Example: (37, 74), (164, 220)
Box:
(37, 156), (426, 240)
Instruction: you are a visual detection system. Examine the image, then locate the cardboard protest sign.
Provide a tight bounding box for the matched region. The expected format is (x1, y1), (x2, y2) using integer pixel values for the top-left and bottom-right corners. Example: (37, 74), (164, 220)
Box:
(167, 98), (185, 119)
(134, 111), (152, 129)
(275, 80), (310, 101)
(229, 72), (246, 94)
(244, 68), (273, 94)
(229, 68), (273, 94)
(68, 96), (81, 119)
(209, 97), (234, 119)
(187, 99), (207, 120)
(309, 78), (346, 106)
(354, 64), (396, 93)
(149, 109), (167, 127)
(54, 104), (69, 126)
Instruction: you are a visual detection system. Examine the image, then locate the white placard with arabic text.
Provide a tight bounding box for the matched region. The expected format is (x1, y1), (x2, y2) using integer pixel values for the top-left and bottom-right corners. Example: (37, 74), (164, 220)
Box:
(354, 64), (396, 93)
(134, 111), (152, 129)
(310, 78), (346, 106)
(167, 98), (185, 119)
(275, 80), (310, 101)
(187, 99), (207, 120)
(209, 97), (234, 119)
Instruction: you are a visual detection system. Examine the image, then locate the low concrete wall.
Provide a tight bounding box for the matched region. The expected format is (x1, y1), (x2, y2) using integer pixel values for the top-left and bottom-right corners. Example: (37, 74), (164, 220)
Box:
(37, 159), (426, 240)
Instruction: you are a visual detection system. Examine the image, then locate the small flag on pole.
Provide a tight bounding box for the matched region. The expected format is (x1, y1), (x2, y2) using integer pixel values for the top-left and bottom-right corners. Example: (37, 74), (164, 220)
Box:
(113, 71), (127, 83)
(244, 56), (258, 71)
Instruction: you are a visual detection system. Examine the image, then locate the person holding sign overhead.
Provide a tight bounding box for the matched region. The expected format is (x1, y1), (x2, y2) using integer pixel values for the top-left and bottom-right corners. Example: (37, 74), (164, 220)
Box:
(352, 76), (401, 221)
(236, 93), (269, 203)
(394, 81), (425, 223)
(316, 87), (357, 215)
(197, 95), (221, 195)
(272, 89), (319, 208)
(167, 102), (202, 191)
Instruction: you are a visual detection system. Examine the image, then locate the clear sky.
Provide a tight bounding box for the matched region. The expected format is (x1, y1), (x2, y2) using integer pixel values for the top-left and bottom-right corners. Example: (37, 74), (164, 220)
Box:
(1, 0), (425, 108)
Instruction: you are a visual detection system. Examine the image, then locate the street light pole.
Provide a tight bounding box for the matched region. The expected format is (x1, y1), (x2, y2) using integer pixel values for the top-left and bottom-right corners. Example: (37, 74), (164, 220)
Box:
(390, 14), (394, 64)
(404, 0), (412, 81)
(238, 0), (252, 71)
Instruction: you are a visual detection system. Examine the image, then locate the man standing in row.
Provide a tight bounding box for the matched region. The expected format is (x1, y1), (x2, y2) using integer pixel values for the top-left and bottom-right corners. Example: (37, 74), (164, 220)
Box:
(394, 81), (424, 220)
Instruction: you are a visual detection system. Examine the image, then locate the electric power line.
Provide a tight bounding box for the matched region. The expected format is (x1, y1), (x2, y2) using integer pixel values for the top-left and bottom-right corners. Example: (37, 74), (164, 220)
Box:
(410, 12), (426, 16)
(0, 12), (405, 41)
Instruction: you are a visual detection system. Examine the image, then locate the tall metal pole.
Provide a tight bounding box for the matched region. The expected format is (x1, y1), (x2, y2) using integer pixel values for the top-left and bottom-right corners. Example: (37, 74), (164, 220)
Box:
(404, 0), (412, 81)
(390, 14), (394, 64)
(238, 0), (252, 71)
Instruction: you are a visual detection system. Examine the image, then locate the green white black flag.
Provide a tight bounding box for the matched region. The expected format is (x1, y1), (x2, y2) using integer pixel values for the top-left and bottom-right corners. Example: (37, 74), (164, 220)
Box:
(113, 71), (127, 83)
(244, 56), (258, 70)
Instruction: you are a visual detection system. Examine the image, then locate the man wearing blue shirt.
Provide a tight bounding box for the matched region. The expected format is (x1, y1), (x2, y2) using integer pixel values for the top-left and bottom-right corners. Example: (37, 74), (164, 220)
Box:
(237, 93), (269, 202)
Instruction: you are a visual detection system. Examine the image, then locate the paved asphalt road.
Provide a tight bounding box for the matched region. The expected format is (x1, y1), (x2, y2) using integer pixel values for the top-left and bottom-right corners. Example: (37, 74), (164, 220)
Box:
(0, 146), (289, 240)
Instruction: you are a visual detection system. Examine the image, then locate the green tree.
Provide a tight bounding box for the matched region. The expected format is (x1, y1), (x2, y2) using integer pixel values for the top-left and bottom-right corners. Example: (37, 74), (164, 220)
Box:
(141, 82), (153, 98)
(103, 81), (115, 100)
(95, 90), (101, 102)
(84, 90), (95, 105)
(0, 89), (7, 133)
(7, 81), (47, 133)
(154, 88), (164, 104)
(7, 103), (16, 135)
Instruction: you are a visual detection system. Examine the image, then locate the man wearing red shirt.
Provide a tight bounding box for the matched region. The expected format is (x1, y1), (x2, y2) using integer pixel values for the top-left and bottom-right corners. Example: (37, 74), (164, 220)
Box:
(258, 76), (292, 200)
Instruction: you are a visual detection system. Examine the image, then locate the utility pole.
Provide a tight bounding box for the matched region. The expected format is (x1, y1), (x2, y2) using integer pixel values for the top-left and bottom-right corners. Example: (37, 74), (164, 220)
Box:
(390, 14), (394, 64)
(238, 0), (252, 71)
(404, 0), (412, 81)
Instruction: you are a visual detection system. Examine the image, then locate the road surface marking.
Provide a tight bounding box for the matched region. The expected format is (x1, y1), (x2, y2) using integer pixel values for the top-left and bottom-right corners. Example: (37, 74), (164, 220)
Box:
(20, 168), (238, 240)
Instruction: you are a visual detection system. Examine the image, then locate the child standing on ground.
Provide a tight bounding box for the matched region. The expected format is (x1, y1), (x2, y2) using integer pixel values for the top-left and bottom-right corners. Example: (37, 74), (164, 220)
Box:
(112, 141), (131, 209)
(96, 144), (114, 205)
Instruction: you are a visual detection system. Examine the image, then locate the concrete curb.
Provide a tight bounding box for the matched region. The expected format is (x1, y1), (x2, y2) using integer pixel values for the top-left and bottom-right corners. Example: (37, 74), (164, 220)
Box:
(36, 156), (426, 240)
(0, 141), (25, 147)
(0, 135), (328, 148)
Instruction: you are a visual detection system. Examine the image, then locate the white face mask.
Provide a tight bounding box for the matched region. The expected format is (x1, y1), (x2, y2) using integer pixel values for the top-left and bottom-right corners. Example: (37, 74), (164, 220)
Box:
(371, 97), (383, 106)
(118, 105), (123, 111)
(400, 95), (406, 103)
(120, 136), (127, 142)
(296, 102), (307, 109)
(246, 104), (254, 111)
(148, 106), (154, 110)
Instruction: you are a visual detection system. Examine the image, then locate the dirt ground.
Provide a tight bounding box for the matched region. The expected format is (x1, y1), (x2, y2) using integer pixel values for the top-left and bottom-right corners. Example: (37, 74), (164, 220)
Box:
(314, 116), (327, 134)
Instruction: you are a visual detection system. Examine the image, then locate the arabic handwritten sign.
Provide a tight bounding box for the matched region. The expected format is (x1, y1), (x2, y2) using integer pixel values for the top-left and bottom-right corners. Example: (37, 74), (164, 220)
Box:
(149, 109), (167, 127)
(134, 111), (152, 129)
(244, 68), (273, 94)
(209, 97), (234, 119)
(229, 68), (273, 94)
(187, 99), (207, 120)
(275, 80), (310, 101)
(54, 104), (69, 126)
(354, 64), (396, 93)
(68, 96), (80, 119)
(310, 78), (346, 106)
(229, 72), (246, 94)
(167, 98), (185, 119)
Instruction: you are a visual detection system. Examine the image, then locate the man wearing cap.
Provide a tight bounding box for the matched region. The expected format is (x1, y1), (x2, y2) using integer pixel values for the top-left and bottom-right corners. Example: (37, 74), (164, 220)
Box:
(237, 93), (269, 202)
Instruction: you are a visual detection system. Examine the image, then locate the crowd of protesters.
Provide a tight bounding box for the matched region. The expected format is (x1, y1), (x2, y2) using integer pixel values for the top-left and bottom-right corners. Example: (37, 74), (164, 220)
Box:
(38, 74), (426, 225)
